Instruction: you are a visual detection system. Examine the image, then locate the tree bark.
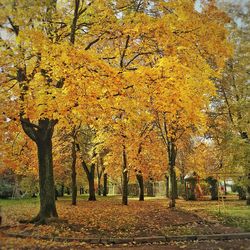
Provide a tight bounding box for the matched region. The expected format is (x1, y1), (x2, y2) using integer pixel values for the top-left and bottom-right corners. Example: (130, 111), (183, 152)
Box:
(122, 145), (128, 205)
(206, 177), (218, 200)
(169, 166), (176, 207)
(238, 187), (246, 200)
(147, 180), (154, 197)
(167, 140), (177, 208)
(55, 188), (58, 200)
(88, 164), (96, 201)
(96, 158), (104, 196)
(173, 171), (178, 199)
(165, 175), (169, 198)
(36, 129), (58, 223)
(246, 185), (250, 206)
(20, 118), (58, 224)
(136, 172), (144, 201)
(189, 179), (197, 200)
(71, 139), (77, 205)
(82, 161), (96, 201)
(61, 184), (64, 197)
(246, 174), (250, 205)
(97, 177), (102, 196)
(103, 173), (108, 196)
(223, 179), (227, 195)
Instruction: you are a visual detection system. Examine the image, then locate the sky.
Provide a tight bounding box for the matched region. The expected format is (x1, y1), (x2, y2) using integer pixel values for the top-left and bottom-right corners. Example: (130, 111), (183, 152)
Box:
(195, 0), (249, 12)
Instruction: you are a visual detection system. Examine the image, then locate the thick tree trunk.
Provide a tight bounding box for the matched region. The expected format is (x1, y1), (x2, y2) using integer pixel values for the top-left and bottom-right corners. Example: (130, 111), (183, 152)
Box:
(97, 178), (102, 196)
(60, 184), (64, 197)
(96, 161), (103, 196)
(246, 172), (250, 205)
(206, 177), (218, 200)
(167, 141), (177, 208)
(136, 173), (144, 201)
(184, 180), (187, 200)
(173, 171), (178, 199)
(169, 166), (176, 207)
(36, 136), (58, 223)
(82, 161), (96, 201)
(147, 180), (154, 196)
(71, 140), (77, 205)
(246, 179), (250, 205)
(238, 187), (246, 200)
(55, 188), (58, 200)
(103, 173), (108, 196)
(20, 118), (58, 224)
(88, 164), (96, 201)
(223, 179), (227, 195)
(166, 175), (169, 198)
(189, 179), (197, 200)
(167, 140), (177, 208)
(122, 145), (128, 205)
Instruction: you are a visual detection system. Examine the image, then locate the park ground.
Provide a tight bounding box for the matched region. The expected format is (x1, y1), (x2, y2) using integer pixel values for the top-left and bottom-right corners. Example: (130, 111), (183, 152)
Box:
(0, 196), (250, 249)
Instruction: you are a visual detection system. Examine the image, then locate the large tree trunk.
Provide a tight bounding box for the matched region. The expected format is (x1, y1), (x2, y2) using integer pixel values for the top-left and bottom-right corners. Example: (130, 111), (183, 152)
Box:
(55, 187), (58, 200)
(246, 174), (250, 205)
(60, 184), (64, 197)
(97, 177), (102, 196)
(82, 161), (96, 201)
(71, 139), (77, 205)
(136, 172), (144, 201)
(165, 175), (169, 198)
(206, 177), (218, 200)
(96, 159), (103, 196)
(238, 186), (246, 200)
(122, 145), (128, 205)
(189, 179), (197, 200)
(169, 166), (176, 207)
(36, 131), (58, 223)
(147, 180), (154, 197)
(246, 185), (250, 206)
(167, 140), (177, 208)
(21, 118), (58, 224)
(88, 164), (96, 201)
(223, 179), (227, 196)
(103, 173), (108, 196)
(173, 171), (178, 199)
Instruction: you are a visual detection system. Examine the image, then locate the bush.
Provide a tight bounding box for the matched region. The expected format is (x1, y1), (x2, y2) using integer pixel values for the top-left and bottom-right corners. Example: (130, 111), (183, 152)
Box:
(0, 183), (13, 198)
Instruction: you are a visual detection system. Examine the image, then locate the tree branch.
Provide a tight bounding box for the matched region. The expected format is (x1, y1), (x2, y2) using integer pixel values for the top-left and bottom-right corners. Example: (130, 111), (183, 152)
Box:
(82, 160), (90, 176)
(120, 35), (130, 68)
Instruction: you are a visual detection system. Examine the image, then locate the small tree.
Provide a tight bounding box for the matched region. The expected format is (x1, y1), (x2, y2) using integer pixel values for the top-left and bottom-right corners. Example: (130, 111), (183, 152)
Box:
(206, 176), (218, 200)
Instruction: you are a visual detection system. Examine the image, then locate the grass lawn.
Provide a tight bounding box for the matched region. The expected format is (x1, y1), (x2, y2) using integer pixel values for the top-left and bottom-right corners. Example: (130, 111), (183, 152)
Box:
(0, 196), (249, 249)
(177, 197), (250, 232)
(209, 202), (250, 231)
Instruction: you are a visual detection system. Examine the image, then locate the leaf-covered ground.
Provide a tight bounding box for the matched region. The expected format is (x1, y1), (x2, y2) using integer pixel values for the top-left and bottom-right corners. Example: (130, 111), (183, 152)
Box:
(0, 196), (249, 249)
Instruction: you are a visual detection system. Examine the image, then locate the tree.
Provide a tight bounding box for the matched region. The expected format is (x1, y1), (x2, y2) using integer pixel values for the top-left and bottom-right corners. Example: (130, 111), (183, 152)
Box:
(77, 126), (99, 201)
(215, 1), (250, 205)
(0, 124), (39, 198)
(0, 0), (121, 222)
(124, 0), (232, 207)
(0, 1), (233, 221)
(96, 149), (109, 196)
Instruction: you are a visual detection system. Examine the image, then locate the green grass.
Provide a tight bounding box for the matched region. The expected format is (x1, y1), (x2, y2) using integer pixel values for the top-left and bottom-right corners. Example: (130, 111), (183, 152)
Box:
(0, 194), (120, 207)
(178, 198), (250, 232)
(212, 204), (250, 231)
(0, 197), (39, 207)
